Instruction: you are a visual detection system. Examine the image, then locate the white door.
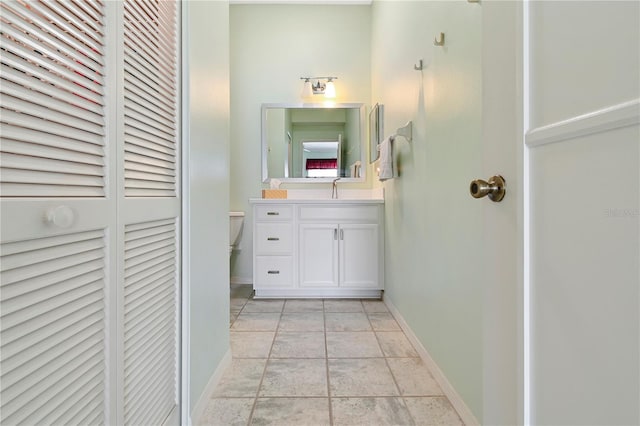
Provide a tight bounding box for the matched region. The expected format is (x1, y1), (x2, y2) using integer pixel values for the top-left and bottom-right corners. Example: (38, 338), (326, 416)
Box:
(0, 1), (181, 424)
(299, 224), (339, 287)
(339, 224), (378, 288)
(1, 2), (113, 424)
(525, 2), (639, 424)
(119, 1), (180, 424)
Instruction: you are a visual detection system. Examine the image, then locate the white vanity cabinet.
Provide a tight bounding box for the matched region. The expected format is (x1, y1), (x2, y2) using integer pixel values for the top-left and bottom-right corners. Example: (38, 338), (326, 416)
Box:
(250, 200), (384, 298)
(252, 204), (295, 289)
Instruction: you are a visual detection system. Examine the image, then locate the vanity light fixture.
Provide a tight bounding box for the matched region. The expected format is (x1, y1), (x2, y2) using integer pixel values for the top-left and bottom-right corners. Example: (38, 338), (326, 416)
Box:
(300, 76), (338, 99)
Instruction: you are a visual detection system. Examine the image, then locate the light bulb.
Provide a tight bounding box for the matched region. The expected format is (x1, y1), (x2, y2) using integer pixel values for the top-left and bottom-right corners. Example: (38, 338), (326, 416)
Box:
(324, 80), (336, 98)
(301, 79), (313, 98)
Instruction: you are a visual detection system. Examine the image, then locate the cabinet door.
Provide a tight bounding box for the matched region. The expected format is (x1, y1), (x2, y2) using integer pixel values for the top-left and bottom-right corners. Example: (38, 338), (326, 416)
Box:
(339, 224), (379, 288)
(299, 224), (339, 287)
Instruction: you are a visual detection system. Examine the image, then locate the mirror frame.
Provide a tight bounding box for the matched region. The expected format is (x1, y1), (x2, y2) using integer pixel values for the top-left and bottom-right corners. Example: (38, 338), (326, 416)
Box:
(261, 103), (367, 183)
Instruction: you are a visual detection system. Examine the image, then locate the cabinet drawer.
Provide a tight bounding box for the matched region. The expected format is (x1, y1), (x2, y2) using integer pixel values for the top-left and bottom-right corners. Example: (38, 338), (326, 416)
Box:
(255, 223), (293, 254)
(255, 205), (293, 221)
(255, 256), (293, 287)
(298, 205), (379, 222)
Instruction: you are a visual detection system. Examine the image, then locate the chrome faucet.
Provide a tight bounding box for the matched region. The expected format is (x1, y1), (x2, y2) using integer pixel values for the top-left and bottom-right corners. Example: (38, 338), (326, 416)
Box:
(332, 178), (341, 199)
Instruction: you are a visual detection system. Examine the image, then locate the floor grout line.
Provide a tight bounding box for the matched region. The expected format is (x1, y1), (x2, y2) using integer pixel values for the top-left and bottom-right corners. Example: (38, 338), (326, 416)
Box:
(244, 297), (283, 425)
(225, 289), (463, 425)
(321, 299), (334, 426)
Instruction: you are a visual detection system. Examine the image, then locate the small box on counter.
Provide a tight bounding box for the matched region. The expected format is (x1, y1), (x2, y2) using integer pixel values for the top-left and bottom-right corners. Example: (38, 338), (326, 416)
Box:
(262, 189), (287, 199)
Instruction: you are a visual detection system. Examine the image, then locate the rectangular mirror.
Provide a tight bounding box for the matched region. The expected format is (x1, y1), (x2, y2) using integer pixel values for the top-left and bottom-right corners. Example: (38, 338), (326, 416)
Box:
(369, 103), (384, 163)
(261, 103), (366, 183)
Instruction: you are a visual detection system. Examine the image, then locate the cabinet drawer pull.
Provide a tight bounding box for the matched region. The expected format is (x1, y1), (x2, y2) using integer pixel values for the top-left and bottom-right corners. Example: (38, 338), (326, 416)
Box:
(334, 228), (338, 240)
(267, 211), (279, 216)
(267, 237), (280, 241)
(267, 270), (280, 274)
(340, 229), (344, 240)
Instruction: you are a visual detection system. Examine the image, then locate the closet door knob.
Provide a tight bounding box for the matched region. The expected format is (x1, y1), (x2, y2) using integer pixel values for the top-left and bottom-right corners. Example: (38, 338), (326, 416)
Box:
(44, 205), (75, 228)
(470, 175), (506, 202)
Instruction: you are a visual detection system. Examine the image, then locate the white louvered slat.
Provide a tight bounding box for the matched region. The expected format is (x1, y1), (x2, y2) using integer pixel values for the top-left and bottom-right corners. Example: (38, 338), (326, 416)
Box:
(0, 51), (103, 105)
(125, 226), (175, 248)
(124, 0), (178, 197)
(1, 64), (103, 115)
(125, 313), (174, 379)
(45, 376), (103, 426)
(1, 139), (103, 167)
(125, 217), (175, 232)
(0, 229), (106, 425)
(19, 1), (104, 54)
(0, 230), (104, 257)
(1, 291), (103, 346)
(2, 79), (104, 126)
(0, 169), (103, 189)
(4, 0), (104, 66)
(125, 285), (174, 337)
(0, 0), (106, 198)
(54, 383), (103, 426)
(0, 10), (104, 85)
(123, 217), (177, 425)
(1, 301), (102, 356)
(125, 332), (174, 407)
(37, 1), (104, 45)
(2, 343), (103, 424)
(125, 127), (177, 153)
(125, 170), (175, 184)
(123, 28), (175, 88)
(125, 1), (175, 63)
(2, 310), (103, 374)
(125, 160), (175, 179)
(123, 71), (174, 116)
(125, 179), (174, 191)
(2, 94), (105, 135)
(1, 111), (104, 147)
(2, 315), (103, 389)
(125, 97), (176, 133)
(1, 127), (105, 156)
(125, 111), (174, 143)
(1, 152), (104, 177)
(0, 183), (105, 197)
(125, 241), (175, 269)
(1, 270), (103, 321)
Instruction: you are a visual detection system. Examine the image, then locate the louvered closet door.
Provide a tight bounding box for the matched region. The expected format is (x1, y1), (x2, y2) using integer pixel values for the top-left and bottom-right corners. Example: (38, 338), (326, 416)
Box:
(119, 1), (180, 425)
(0, 1), (113, 425)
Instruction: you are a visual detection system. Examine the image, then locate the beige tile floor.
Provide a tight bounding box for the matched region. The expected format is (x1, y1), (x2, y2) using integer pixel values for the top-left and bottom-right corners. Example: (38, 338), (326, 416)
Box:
(200, 285), (465, 426)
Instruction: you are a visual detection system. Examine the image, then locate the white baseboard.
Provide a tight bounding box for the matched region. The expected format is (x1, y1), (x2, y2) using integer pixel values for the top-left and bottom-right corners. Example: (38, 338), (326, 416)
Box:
(230, 276), (252, 285)
(384, 298), (480, 426)
(190, 349), (232, 426)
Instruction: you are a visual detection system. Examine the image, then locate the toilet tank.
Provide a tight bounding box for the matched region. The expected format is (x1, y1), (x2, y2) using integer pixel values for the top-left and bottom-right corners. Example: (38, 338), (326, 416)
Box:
(229, 211), (245, 246)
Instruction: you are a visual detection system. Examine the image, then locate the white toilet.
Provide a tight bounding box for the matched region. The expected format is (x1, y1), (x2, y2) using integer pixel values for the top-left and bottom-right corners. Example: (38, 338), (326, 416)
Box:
(229, 211), (245, 257)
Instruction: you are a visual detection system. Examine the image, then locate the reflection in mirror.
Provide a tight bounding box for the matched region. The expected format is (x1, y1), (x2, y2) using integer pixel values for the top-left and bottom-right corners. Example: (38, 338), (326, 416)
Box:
(262, 104), (365, 183)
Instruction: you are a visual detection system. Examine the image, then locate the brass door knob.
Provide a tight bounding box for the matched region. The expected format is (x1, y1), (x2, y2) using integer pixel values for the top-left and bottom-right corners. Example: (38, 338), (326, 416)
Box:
(470, 175), (506, 202)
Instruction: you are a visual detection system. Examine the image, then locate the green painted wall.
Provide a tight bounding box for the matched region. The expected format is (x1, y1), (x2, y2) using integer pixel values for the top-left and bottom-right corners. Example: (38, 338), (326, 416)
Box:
(229, 4), (372, 283)
(184, 0), (231, 414)
(371, 0), (484, 419)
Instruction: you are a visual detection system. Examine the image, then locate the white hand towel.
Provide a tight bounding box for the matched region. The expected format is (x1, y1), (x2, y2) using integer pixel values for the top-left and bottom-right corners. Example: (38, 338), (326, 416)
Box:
(378, 136), (394, 181)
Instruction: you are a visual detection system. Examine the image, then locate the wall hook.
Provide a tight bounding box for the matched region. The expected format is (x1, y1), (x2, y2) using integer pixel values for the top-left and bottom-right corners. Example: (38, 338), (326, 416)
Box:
(434, 32), (445, 46)
(414, 59), (423, 71)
